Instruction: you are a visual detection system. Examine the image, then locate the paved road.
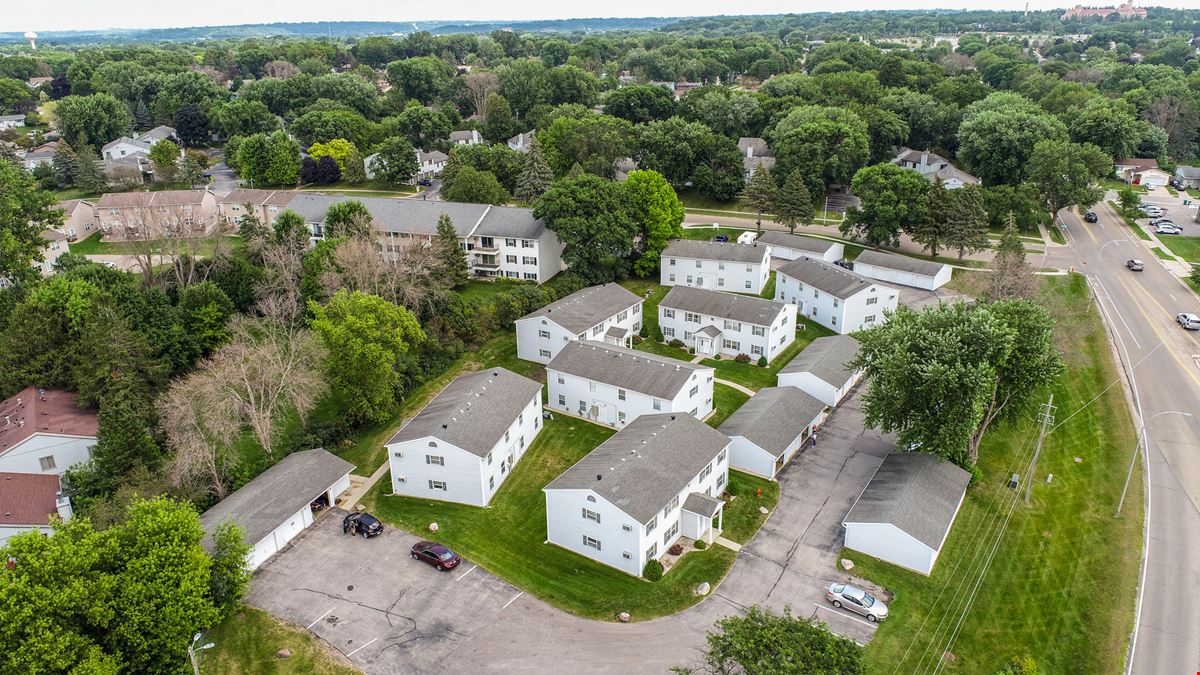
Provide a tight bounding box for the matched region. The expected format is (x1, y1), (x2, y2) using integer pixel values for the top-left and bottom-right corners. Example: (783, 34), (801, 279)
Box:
(1053, 197), (1200, 675)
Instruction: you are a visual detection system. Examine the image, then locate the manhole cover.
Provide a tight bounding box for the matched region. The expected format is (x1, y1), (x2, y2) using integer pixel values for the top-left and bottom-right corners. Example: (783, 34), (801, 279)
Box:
(347, 585), (354, 591)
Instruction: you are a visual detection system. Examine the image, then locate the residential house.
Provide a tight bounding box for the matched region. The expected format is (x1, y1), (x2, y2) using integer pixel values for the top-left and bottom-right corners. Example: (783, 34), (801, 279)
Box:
(842, 452), (972, 575)
(450, 129), (483, 146)
(660, 239), (772, 295)
(719, 386), (828, 479)
(851, 250), (952, 290)
(26, 76), (52, 89)
(614, 157), (638, 181)
(0, 114), (25, 131)
(217, 189), (297, 227)
(54, 199), (96, 241)
(385, 368), (544, 507)
(22, 142), (58, 170)
(417, 149), (448, 178)
(1174, 165), (1200, 189)
(738, 137), (775, 182)
(775, 257), (898, 334)
(96, 190), (219, 241)
(892, 148), (980, 190)
(658, 286), (796, 362)
(199, 448), (353, 570)
(543, 413), (730, 576)
(1115, 158), (1170, 187)
(138, 125), (177, 144)
(777, 334), (862, 406)
(507, 130), (536, 152)
(101, 136), (151, 161)
(546, 341), (715, 428)
(288, 194), (565, 282)
(100, 152), (149, 184)
(37, 229), (69, 276)
(757, 231), (844, 263)
(0, 387), (98, 476)
(515, 283), (642, 364)
(0, 473), (73, 546)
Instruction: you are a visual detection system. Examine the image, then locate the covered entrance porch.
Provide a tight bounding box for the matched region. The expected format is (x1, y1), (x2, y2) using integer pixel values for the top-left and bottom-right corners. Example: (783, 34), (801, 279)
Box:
(693, 325), (722, 358)
(681, 492), (724, 544)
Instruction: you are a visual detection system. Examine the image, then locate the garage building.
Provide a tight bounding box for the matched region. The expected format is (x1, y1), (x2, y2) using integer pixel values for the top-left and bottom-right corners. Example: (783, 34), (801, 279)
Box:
(757, 231), (844, 263)
(851, 250), (951, 291)
(842, 452), (971, 575)
(200, 448), (354, 570)
(777, 335), (862, 407)
(719, 386), (828, 480)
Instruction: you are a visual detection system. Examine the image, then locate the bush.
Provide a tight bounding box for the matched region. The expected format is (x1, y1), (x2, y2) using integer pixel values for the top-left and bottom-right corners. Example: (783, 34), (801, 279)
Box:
(734, 353), (751, 364)
(668, 543), (683, 556)
(639, 324), (649, 338)
(643, 559), (664, 581)
(757, 355), (768, 367)
(668, 338), (684, 348)
(694, 539), (708, 550)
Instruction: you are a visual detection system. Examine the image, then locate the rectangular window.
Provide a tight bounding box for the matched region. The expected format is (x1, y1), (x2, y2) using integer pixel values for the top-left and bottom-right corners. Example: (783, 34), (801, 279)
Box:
(582, 508), (601, 523)
(539, 348), (551, 358)
(618, 389), (626, 401)
(686, 275), (693, 284)
(578, 400), (587, 414)
(752, 326), (765, 337)
(722, 339), (740, 351)
(663, 494), (680, 517)
(832, 316), (838, 326)
(425, 454), (444, 466)
(653, 399), (662, 411)
(38, 456), (56, 471)
(623, 524), (632, 532)
(745, 280), (752, 289)
(523, 256), (537, 265)
(617, 309), (628, 322)
(557, 373), (565, 384)
(663, 521), (679, 544)
(489, 476), (495, 490)
(717, 473), (726, 489)
(646, 543), (657, 560)
(746, 264), (753, 273)
(524, 273), (537, 280)
(539, 330), (550, 340)
(683, 331), (692, 340)
(867, 296), (878, 305)
(718, 449), (727, 463)
(505, 238), (517, 247)
(645, 516), (657, 534)
(583, 536), (602, 550)
(752, 345), (763, 355)
(487, 451), (493, 464)
(718, 262), (725, 270)
(718, 277), (725, 287)
(723, 320), (741, 331)
(592, 326), (603, 337)
(662, 327), (675, 338)
(865, 315), (877, 323)
(429, 480), (447, 491)
(669, 273), (676, 282)
(618, 411), (626, 424)
(623, 552), (632, 560)
(695, 260), (702, 268)
(589, 381), (598, 393)
(506, 255), (518, 264)
(663, 308), (675, 319)
(689, 385), (699, 397)
(700, 462), (713, 481)
(669, 258), (675, 266)
(833, 298), (839, 308)
(521, 240), (534, 248)
(685, 312), (700, 323)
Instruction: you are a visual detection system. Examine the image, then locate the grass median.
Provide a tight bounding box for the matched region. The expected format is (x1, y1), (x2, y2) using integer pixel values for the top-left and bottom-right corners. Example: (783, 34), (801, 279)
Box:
(207, 606), (357, 675)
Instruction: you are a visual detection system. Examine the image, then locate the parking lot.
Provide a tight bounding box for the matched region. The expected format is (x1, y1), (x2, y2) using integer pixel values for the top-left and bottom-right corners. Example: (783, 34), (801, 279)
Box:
(1137, 188), (1198, 235)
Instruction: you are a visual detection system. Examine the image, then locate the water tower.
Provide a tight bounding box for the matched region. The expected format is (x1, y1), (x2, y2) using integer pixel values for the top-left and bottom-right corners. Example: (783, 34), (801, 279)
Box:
(24, 32), (37, 50)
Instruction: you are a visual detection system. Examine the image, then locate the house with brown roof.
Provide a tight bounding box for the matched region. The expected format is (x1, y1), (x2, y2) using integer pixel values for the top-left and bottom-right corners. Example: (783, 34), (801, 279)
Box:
(0, 472), (73, 545)
(0, 387), (98, 476)
(217, 189), (297, 228)
(1114, 158), (1170, 187)
(55, 199), (96, 242)
(36, 229), (69, 276)
(96, 189), (218, 241)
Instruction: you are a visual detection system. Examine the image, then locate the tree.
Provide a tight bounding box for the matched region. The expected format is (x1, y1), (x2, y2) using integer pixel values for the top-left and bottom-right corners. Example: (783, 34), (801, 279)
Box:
(386, 56), (452, 103)
(178, 281), (235, 354)
(432, 213), (469, 288)
(291, 109), (373, 151)
(534, 174), (637, 283)
(1026, 139), (1109, 224)
(625, 170), (684, 277)
(173, 103), (209, 147)
(604, 84), (677, 123)
(148, 139), (180, 183)
(514, 135), (554, 205)
(770, 106), (870, 198)
(841, 163), (929, 247)
(461, 71), (500, 119)
(987, 214), (1037, 301)
(442, 166), (510, 205)
(207, 521), (251, 620)
(482, 93), (519, 143)
(52, 141), (81, 187)
(956, 92), (1068, 186)
(262, 131), (300, 185)
(210, 99), (279, 138)
(325, 200), (374, 239)
(911, 177), (951, 257)
(308, 138), (359, 175)
(54, 93), (132, 150)
(235, 133), (270, 185)
(0, 160), (62, 285)
(774, 170), (815, 235)
(369, 137), (419, 185)
(944, 184), (991, 260)
(739, 165), (778, 232)
(676, 606), (864, 675)
(634, 117), (715, 189)
(539, 114), (635, 178)
(1117, 186), (1141, 216)
(1071, 97), (1141, 160)
(309, 290), (425, 424)
(693, 134), (749, 202)
(387, 104), (452, 150)
(177, 152), (207, 187)
(545, 65), (600, 107)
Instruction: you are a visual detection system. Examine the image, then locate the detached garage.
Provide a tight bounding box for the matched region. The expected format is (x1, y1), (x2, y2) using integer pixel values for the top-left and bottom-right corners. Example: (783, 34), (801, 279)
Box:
(200, 448), (353, 570)
(719, 386), (828, 480)
(842, 452), (971, 575)
(777, 335), (862, 407)
(757, 231), (844, 263)
(852, 250), (951, 291)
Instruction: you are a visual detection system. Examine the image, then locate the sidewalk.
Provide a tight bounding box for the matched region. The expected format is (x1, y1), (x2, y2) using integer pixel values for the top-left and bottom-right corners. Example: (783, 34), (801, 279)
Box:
(340, 459), (391, 508)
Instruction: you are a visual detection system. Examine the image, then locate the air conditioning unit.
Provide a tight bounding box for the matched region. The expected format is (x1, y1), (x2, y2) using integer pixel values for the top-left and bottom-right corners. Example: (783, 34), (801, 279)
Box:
(397, 476), (407, 483)
(393, 451), (404, 458)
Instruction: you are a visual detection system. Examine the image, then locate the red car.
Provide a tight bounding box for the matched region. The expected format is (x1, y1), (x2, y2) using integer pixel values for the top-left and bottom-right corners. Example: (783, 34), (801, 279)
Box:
(411, 541), (462, 570)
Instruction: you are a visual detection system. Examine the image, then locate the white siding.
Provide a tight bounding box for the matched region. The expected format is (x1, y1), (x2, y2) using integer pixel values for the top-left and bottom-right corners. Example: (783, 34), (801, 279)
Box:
(852, 262), (951, 291)
(725, 437), (778, 479)
(0, 524), (52, 546)
(843, 522), (937, 576)
(658, 302), (795, 362)
(546, 367), (714, 428)
(516, 302), (642, 365)
(660, 252), (771, 295)
(777, 370), (862, 407)
(769, 241), (844, 263)
(0, 434), (95, 475)
(775, 273), (898, 335)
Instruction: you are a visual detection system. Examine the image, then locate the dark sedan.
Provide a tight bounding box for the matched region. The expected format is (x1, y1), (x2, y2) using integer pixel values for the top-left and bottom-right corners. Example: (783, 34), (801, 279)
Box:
(343, 512), (384, 538)
(1083, 212), (1098, 223)
(411, 541), (462, 570)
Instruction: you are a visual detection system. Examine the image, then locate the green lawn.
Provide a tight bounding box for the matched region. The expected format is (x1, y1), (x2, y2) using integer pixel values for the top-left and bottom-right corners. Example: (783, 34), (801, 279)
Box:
(677, 188), (754, 213)
(1154, 235), (1200, 263)
(1107, 201), (1152, 241)
(1101, 178), (1146, 193)
(1150, 246), (1174, 261)
(457, 279), (531, 303)
(50, 187), (102, 201)
(721, 471), (781, 543)
(207, 606), (356, 675)
(759, 270), (776, 299)
(363, 415), (752, 621)
(70, 231), (241, 257)
(707, 382), (750, 428)
(700, 317), (836, 391)
(679, 226), (754, 241)
(1047, 224), (1067, 245)
(856, 274), (1143, 674)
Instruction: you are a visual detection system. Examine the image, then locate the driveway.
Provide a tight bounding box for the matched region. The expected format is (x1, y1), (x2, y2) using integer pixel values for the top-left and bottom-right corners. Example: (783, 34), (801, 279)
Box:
(247, 389), (893, 673)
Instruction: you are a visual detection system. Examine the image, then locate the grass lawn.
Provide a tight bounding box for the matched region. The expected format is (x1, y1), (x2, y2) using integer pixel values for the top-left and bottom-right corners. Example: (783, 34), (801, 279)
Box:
(70, 231), (240, 257)
(722, 471), (781, 543)
(300, 179), (417, 195)
(1154, 235), (1200, 263)
(1101, 178), (1145, 193)
(855, 273), (1143, 674)
(1107, 201), (1152, 241)
(457, 279), (531, 303)
(50, 187), (102, 201)
(760, 270), (776, 299)
(1150, 246), (1174, 261)
(679, 226), (754, 241)
(700, 317), (836, 391)
(207, 606), (356, 675)
(363, 415), (745, 621)
(707, 383), (750, 428)
(1047, 224), (1067, 245)
(677, 188), (754, 213)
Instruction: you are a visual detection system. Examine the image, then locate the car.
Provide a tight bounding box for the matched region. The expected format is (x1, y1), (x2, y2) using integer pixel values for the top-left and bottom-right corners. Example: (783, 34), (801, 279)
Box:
(342, 512), (384, 538)
(1145, 185), (1156, 191)
(713, 234), (730, 242)
(417, 178), (433, 186)
(833, 259), (853, 270)
(1155, 225), (1183, 235)
(1083, 212), (1098, 223)
(1178, 313), (1200, 330)
(1150, 218), (1175, 226)
(1142, 207), (1164, 216)
(826, 582), (889, 622)
(1126, 259), (1144, 271)
(411, 540), (462, 570)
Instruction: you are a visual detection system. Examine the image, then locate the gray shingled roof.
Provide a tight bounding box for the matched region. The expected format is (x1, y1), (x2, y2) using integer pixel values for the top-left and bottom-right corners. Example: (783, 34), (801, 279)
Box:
(475, 205), (547, 239)
(1176, 165), (1200, 179)
(683, 492), (723, 517)
(519, 284), (641, 334)
(780, 335), (861, 388)
(544, 413), (730, 523)
(660, 286), (786, 327)
(286, 194), (489, 237)
(199, 448), (353, 549)
(719, 387), (826, 458)
(843, 452), (971, 550)
(737, 137), (771, 157)
(418, 149), (448, 164)
(547, 340), (711, 400)
(695, 325), (721, 338)
(777, 256), (879, 299)
(663, 239), (769, 264)
(854, 250), (949, 277)
(757, 231), (838, 256)
(386, 368), (542, 457)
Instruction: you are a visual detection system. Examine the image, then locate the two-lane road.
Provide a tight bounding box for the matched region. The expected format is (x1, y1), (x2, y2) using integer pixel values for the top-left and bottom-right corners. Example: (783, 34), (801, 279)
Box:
(1055, 203), (1200, 674)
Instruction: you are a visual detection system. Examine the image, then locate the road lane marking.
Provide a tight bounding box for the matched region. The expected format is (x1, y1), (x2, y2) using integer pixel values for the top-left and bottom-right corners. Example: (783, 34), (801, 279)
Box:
(813, 603), (878, 628)
(1168, 293), (1177, 302)
(502, 591), (524, 609)
(345, 637), (378, 657)
(455, 564), (478, 581)
(1093, 276), (1143, 349)
(307, 608), (334, 629)
(1110, 273), (1200, 391)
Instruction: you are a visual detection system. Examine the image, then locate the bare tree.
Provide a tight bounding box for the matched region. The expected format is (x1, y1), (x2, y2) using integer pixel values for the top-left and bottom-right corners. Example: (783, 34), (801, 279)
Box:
(159, 372), (240, 499)
(462, 71), (500, 119)
(316, 234), (440, 311)
(254, 239), (306, 323)
(262, 60), (300, 79)
(109, 204), (224, 289)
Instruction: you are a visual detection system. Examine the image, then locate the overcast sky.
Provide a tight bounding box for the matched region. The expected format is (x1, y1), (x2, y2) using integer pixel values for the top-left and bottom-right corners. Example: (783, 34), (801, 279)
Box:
(13, 1), (1200, 33)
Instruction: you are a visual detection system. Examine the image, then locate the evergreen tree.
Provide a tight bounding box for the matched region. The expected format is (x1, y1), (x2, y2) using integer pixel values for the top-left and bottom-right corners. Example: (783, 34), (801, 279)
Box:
(567, 162), (585, 178)
(133, 100), (153, 132)
(439, 147), (462, 194)
(945, 185), (991, 260)
(774, 169), (814, 235)
(739, 165), (778, 233)
(52, 141), (81, 187)
(986, 213), (1037, 301)
(173, 103), (210, 147)
(342, 148), (367, 184)
(514, 136), (554, 205)
(433, 214), (469, 288)
(73, 145), (106, 193)
(177, 153), (206, 187)
(912, 177), (951, 257)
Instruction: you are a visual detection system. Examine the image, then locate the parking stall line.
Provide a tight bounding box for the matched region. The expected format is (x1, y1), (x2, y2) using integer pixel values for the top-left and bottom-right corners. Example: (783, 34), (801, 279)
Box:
(502, 591), (524, 609)
(455, 564), (478, 581)
(346, 637), (379, 657)
(307, 608), (334, 629)
(812, 603), (877, 628)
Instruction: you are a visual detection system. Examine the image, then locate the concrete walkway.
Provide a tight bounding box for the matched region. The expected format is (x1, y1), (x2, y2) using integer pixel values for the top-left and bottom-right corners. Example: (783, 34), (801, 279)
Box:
(714, 536), (742, 552)
(341, 459), (391, 508)
(714, 377), (756, 397)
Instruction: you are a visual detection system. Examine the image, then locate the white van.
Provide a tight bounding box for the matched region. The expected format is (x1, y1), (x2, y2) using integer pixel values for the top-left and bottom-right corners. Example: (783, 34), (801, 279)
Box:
(736, 231), (757, 245)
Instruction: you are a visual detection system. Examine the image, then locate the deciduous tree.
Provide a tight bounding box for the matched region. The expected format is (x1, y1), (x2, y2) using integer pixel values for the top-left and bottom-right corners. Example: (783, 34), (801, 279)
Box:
(369, 137), (419, 185)
(534, 174), (636, 283)
(841, 163), (929, 247)
(625, 170), (684, 276)
(0, 161), (62, 285)
(148, 139), (181, 183)
(676, 606), (864, 675)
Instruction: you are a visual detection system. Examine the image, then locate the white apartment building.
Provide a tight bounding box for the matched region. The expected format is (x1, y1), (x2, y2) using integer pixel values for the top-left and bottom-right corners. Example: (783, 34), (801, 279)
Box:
(546, 341), (714, 428)
(0, 388), (98, 476)
(775, 257), (899, 335)
(660, 239), (771, 295)
(515, 283), (642, 364)
(385, 368), (544, 507)
(544, 413), (730, 576)
(756, 231), (844, 263)
(658, 286), (796, 362)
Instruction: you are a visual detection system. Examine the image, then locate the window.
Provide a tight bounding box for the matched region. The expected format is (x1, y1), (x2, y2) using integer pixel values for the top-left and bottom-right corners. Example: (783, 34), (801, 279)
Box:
(832, 316), (838, 326)
(833, 298), (839, 308)
(718, 449), (727, 463)
(521, 240), (534, 248)
(685, 312), (700, 323)
(686, 275), (693, 284)
(38, 456), (56, 471)
(592, 326), (603, 337)
(663, 521), (679, 544)
(617, 309), (628, 322)
(393, 451), (404, 458)
(864, 315), (877, 323)
(587, 495), (596, 502)
(645, 516), (657, 534)
(505, 430), (511, 442)
(557, 374), (565, 385)
(583, 536), (602, 550)
(558, 394), (566, 406)
(618, 411), (626, 424)
(723, 320), (741, 331)
(652, 399), (662, 411)
(523, 256), (537, 265)
(425, 454), (444, 466)
(700, 462), (713, 481)
(539, 349), (551, 358)
(646, 543), (657, 560)
(618, 389), (626, 401)
(717, 473), (726, 489)
(718, 262), (725, 270)
(669, 258), (676, 266)
(505, 238), (517, 247)
(668, 273), (676, 282)
(622, 523), (632, 531)
(745, 280), (752, 289)
(722, 339), (740, 351)
(578, 400), (587, 414)
(813, 289), (820, 298)
(663, 494), (680, 517)
(663, 308), (675, 319)
(589, 381), (598, 393)
(695, 260), (702, 268)
(683, 331), (692, 340)
(752, 326), (765, 337)
(866, 296), (878, 305)
(489, 476), (495, 490)
(717, 278), (725, 287)
(752, 345), (763, 355)
(745, 264), (753, 272)
(520, 436), (526, 449)
(524, 273), (537, 280)
(506, 255), (518, 264)
(662, 327), (675, 338)
(689, 385), (699, 396)
(429, 480), (447, 491)
(582, 508), (601, 523)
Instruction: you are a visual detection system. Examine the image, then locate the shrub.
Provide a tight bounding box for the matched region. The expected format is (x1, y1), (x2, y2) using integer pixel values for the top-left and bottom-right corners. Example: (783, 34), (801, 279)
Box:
(668, 338), (684, 348)
(643, 559), (664, 581)
(632, 335), (644, 344)
(639, 324), (649, 338)
(757, 355), (768, 367)
(694, 539), (708, 550)
(734, 353), (751, 364)
(668, 543), (683, 556)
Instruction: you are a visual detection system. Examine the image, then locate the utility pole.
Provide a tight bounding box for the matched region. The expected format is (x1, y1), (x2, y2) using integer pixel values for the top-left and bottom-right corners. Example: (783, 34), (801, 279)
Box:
(1025, 394), (1056, 503)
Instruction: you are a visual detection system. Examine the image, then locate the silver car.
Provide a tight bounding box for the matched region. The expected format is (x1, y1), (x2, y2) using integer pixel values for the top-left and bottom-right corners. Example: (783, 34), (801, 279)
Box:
(1177, 313), (1200, 330)
(826, 582), (889, 622)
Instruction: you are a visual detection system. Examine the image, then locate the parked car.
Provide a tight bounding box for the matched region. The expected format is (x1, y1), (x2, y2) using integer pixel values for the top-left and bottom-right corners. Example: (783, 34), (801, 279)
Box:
(411, 541), (462, 570)
(1126, 259), (1144, 271)
(1150, 218), (1175, 226)
(343, 512), (384, 538)
(1083, 212), (1098, 223)
(1142, 208), (1164, 217)
(417, 178), (433, 186)
(1155, 225), (1183, 235)
(713, 234), (729, 242)
(833, 259), (853, 270)
(1178, 313), (1200, 330)
(826, 583), (889, 622)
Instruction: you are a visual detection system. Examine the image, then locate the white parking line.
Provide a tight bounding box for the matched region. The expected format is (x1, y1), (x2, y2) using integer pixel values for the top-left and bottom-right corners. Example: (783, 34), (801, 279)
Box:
(346, 637), (378, 657)
(813, 602), (877, 628)
(455, 564), (478, 581)
(502, 591), (524, 609)
(307, 608), (333, 629)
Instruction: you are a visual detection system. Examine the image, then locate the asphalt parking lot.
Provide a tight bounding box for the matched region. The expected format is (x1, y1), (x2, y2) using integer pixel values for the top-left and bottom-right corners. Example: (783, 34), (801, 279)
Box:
(1138, 189), (1198, 235)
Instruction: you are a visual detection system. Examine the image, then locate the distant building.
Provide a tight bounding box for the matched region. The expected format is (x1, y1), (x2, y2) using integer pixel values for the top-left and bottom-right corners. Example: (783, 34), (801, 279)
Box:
(0, 114), (26, 131)
(1114, 158), (1169, 187)
(54, 199), (97, 242)
(449, 129), (483, 146)
(507, 130), (536, 152)
(1062, 4), (1147, 20)
(0, 387), (98, 476)
(36, 229), (69, 276)
(892, 148), (979, 190)
(217, 189), (296, 227)
(96, 190), (218, 241)
(738, 137), (775, 182)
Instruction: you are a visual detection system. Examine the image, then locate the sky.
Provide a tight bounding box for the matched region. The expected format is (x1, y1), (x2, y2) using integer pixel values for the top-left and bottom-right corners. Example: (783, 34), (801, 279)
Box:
(12, 0), (1200, 32)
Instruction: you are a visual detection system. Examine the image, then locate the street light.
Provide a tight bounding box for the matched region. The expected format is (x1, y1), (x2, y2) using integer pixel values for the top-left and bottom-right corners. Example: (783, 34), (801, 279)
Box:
(1116, 410), (1192, 517)
(188, 632), (215, 675)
